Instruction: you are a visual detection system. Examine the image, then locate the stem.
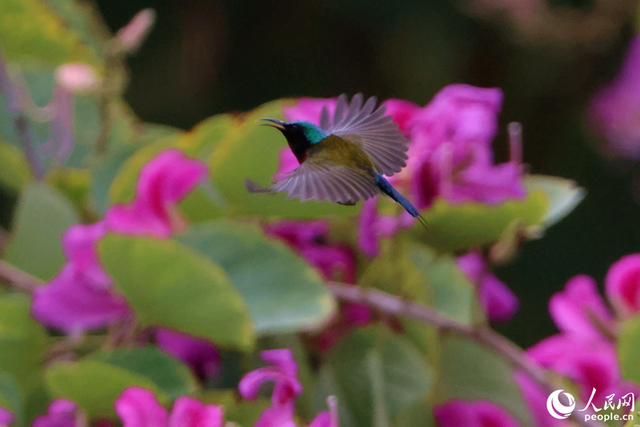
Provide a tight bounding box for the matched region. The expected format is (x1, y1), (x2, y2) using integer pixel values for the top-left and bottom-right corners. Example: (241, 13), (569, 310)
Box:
(326, 282), (606, 427)
(14, 116), (44, 180)
(0, 259), (44, 292)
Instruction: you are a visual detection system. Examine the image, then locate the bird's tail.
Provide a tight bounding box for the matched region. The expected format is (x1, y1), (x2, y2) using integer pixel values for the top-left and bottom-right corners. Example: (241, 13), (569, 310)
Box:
(374, 173), (428, 230)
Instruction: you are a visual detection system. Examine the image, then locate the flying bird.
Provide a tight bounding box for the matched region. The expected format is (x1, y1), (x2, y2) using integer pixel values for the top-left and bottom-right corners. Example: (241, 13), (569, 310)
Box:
(246, 93), (427, 228)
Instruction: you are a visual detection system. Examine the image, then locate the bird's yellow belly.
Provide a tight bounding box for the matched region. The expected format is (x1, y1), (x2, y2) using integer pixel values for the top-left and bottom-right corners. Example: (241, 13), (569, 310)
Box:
(307, 135), (376, 176)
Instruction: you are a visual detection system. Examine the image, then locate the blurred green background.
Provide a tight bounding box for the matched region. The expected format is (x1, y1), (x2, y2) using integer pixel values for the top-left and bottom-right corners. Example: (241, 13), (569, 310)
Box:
(91, 0), (640, 347)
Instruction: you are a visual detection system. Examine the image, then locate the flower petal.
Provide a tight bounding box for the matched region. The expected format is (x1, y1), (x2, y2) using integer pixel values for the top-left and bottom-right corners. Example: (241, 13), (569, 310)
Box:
(31, 264), (130, 332)
(549, 275), (616, 340)
(155, 329), (220, 379)
(115, 387), (168, 427)
(33, 399), (77, 427)
(434, 399), (519, 427)
(605, 253), (640, 318)
(168, 396), (223, 427)
(106, 149), (208, 238)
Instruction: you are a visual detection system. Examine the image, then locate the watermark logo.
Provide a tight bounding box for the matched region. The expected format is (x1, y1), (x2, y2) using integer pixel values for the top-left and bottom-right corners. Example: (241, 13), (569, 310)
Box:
(546, 389), (576, 419)
(546, 389), (635, 423)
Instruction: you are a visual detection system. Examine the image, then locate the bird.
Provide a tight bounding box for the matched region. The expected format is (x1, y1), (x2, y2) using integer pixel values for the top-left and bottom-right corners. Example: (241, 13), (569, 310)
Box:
(245, 93), (427, 228)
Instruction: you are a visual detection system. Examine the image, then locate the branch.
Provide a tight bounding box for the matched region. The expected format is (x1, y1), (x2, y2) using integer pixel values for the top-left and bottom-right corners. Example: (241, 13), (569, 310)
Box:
(0, 259), (44, 292)
(326, 282), (605, 427)
(14, 116), (44, 180)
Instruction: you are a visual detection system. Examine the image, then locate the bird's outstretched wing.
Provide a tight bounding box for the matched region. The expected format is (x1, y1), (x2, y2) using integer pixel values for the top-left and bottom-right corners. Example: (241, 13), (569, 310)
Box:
(245, 162), (378, 204)
(324, 93), (409, 176)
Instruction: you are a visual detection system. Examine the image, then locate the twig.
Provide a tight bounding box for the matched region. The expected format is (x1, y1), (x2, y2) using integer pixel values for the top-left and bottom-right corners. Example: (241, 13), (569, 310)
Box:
(0, 259), (44, 292)
(326, 282), (605, 427)
(14, 116), (44, 180)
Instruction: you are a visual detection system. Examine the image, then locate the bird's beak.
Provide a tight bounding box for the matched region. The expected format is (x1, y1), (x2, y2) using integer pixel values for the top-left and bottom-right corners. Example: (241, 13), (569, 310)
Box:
(259, 118), (286, 131)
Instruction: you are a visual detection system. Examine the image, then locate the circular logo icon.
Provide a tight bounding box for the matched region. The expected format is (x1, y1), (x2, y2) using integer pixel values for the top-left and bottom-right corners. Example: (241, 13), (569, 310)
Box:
(546, 390), (576, 419)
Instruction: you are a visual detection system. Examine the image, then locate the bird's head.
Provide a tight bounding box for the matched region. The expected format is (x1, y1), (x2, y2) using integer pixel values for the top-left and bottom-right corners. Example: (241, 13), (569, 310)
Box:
(260, 119), (328, 146)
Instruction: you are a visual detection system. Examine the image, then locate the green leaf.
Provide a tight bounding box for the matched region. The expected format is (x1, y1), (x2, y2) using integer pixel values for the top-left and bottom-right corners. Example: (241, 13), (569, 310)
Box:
(45, 360), (168, 419)
(98, 235), (255, 351)
(202, 389), (270, 427)
(6, 182), (79, 281)
(315, 326), (433, 427)
(416, 187), (546, 253)
(91, 143), (139, 213)
(176, 113), (235, 157)
(207, 99), (360, 219)
(0, 294), (48, 396)
(0, 141), (31, 193)
(0, 0), (102, 67)
(414, 175), (584, 253)
(618, 316), (640, 385)
(64, 93), (101, 167)
(408, 244), (477, 325)
(40, 0), (107, 57)
(436, 336), (532, 426)
(91, 120), (181, 213)
(0, 371), (23, 427)
(176, 221), (336, 334)
(358, 239), (430, 304)
(87, 347), (198, 399)
(524, 175), (585, 229)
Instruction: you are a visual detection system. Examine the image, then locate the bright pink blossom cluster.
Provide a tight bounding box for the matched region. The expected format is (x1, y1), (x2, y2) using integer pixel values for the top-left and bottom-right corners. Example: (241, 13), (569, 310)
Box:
(277, 85), (526, 324)
(20, 349), (336, 427)
(435, 254), (640, 426)
(30, 149), (219, 378)
(516, 254), (640, 426)
(279, 85), (526, 258)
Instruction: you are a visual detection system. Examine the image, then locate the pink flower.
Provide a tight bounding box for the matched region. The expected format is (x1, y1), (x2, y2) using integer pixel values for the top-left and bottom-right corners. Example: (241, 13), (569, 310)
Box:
(33, 399), (78, 427)
(549, 275), (616, 340)
(527, 334), (638, 404)
(381, 99), (421, 136)
(239, 350), (339, 427)
(115, 387), (223, 427)
(589, 34), (640, 160)
(357, 199), (380, 257)
(31, 263), (130, 332)
(455, 251), (519, 322)
(106, 149), (208, 238)
(283, 98), (337, 124)
(0, 407), (13, 427)
(513, 372), (567, 427)
(357, 198), (415, 258)
(433, 399), (519, 427)
(239, 349), (302, 404)
(31, 222), (130, 333)
(155, 328), (220, 380)
(264, 220), (356, 284)
(605, 253), (640, 319)
(308, 397), (339, 427)
(405, 84), (525, 208)
(274, 148), (300, 181)
(239, 349), (302, 427)
(60, 222), (112, 288)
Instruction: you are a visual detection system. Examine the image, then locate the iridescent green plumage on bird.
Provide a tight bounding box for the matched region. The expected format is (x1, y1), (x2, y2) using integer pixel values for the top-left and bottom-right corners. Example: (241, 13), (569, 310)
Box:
(246, 94), (427, 228)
